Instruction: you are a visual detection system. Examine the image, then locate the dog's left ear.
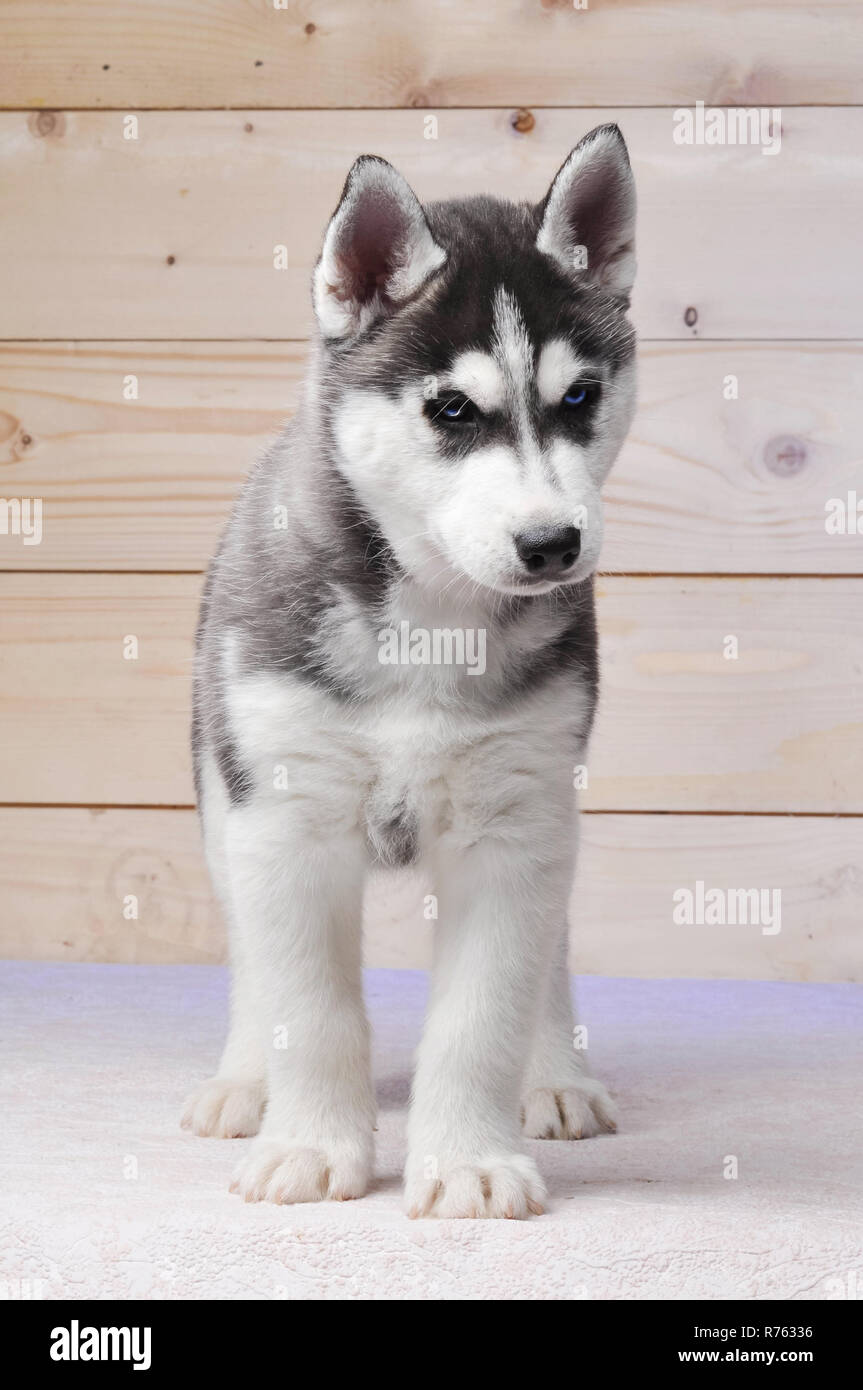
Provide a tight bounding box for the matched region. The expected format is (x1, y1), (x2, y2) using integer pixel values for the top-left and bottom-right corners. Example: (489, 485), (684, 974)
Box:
(536, 124), (636, 302)
(313, 155), (447, 340)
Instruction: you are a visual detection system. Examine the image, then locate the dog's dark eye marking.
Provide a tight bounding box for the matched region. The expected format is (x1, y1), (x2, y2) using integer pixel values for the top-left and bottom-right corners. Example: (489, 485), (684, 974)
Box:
(425, 393), (480, 426)
(561, 380), (601, 412)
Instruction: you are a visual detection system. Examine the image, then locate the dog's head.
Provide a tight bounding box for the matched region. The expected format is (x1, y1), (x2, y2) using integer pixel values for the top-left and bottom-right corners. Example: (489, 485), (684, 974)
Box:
(312, 125), (636, 598)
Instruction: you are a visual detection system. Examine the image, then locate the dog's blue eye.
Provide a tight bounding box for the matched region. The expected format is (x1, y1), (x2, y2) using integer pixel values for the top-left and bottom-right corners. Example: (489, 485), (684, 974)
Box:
(439, 394), (477, 423)
(562, 382), (596, 409)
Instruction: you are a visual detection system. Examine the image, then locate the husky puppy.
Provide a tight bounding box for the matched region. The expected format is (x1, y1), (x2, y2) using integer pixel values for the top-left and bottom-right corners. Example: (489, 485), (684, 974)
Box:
(183, 124), (637, 1219)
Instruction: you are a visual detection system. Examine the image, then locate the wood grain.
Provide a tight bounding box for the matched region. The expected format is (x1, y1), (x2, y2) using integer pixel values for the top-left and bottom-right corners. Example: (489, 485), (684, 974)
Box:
(590, 575), (863, 813)
(2, 109), (861, 339)
(0, 342), (304, 571)
(0, 806), (215, 964)
(1, 573), (860, 812)
(2, 1), (861, 109)
(2, 3), (861, 978)
(573, 811), (863, 982)
(0, 806), (858, 982)
(0, 574), (200, 807)
(2, 340), (862, 574)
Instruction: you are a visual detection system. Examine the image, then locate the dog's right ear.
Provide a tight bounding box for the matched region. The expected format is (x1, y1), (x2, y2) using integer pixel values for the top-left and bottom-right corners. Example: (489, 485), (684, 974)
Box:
(536, 124), (636, 303)
(312, 156), (446, 340)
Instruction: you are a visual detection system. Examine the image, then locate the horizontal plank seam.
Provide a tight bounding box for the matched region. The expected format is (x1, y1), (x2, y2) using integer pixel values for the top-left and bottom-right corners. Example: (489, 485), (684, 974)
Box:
(0, 803), (858, 818)
(4, 337), (863, 346)
(1, 571), (861, 581)
(1, 105), (860, 114)
(599, 573), (863, 581)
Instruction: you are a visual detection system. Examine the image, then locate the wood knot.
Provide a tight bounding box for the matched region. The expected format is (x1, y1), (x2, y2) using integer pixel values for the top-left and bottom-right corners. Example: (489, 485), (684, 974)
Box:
(763, 435), (808, 477)
(0, 411), (20, 444)
(683, 305), (698, 329)
(244, 122), (254, 133)
(28, 111), (65, 139)
(165, 254), (176, 266)
(511, 108), (536, 135)
(304, 22), (316, 35)
(0, 414), (37, 462)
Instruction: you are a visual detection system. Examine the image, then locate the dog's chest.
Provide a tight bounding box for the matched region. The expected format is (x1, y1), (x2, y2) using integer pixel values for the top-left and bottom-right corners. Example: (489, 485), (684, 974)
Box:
(361, 709), (458, 868)
(228, 624), (587, 864)
(364, 772), (421, 868)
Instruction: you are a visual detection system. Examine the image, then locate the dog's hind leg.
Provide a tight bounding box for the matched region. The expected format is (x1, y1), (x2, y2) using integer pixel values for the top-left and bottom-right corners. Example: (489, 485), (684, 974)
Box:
(520, 923), (618, 1140)
(181, 916), (269, 1139)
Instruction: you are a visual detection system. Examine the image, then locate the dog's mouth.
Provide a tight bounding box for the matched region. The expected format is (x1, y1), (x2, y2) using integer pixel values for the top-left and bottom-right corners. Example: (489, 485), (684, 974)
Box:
(490, 569), (589, 598)
(418, 534), (593, 601)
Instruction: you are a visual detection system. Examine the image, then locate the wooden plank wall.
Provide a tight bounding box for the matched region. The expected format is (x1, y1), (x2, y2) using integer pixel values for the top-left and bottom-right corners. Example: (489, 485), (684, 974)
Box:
(0, 1), (861, 979)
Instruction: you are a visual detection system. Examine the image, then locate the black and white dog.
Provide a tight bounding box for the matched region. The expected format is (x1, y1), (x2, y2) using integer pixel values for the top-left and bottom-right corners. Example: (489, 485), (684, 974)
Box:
(184, 124), (637, 1219)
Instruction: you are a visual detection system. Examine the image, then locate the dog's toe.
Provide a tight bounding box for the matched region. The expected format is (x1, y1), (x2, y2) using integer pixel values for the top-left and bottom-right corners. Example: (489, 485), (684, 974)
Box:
(181, 1076), (266, 1138)
(405, 1153), (545, 1220)
(232, 1138), (371, 1205)
(522, 1078), (618, 1140)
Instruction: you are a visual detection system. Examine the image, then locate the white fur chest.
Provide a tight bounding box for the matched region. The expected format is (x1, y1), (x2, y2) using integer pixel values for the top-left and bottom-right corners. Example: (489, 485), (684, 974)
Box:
(226, 633), (586, 870)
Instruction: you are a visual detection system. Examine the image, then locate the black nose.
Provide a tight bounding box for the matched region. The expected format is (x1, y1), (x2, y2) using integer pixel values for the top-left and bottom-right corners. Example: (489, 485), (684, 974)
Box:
(514, 525), (581, 575)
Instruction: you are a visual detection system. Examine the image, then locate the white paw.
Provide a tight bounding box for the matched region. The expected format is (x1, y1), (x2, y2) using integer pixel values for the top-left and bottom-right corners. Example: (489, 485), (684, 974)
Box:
(405, 1153), (545, 1220)
(522, 1077), (618, 1140)
(230, 1137), (372, 1205)
(181, 1075), (266, 1138)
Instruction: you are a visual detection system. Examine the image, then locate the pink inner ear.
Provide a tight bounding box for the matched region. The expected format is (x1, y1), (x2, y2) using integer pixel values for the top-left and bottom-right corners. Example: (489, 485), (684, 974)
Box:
(337, 195), (409, 305)
(565, 158), (633, 267)
(538, 130), (635, 294)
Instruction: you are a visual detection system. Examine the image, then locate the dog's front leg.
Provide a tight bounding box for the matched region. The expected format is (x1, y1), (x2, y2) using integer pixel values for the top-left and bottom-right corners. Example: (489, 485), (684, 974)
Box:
(405, 827), (570, 1219)
(226, 802), (375, 1204)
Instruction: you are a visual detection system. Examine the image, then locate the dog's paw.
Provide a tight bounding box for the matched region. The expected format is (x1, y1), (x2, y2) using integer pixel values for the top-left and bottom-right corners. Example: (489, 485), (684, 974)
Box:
(405, 1153), (545, 1220)
(181, 1076), (266, 1138)
(521, 1077), (618, 1140)
(230, 1138), (372, 1205)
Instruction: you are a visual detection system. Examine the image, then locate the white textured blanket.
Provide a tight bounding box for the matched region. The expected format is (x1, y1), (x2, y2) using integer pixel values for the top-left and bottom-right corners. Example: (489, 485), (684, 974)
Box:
(1, 964), (860, 1300)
